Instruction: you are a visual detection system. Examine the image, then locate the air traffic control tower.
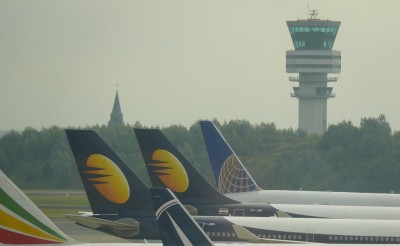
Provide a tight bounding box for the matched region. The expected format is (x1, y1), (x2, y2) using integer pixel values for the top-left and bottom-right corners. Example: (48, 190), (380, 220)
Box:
(286, 10), (341, 134)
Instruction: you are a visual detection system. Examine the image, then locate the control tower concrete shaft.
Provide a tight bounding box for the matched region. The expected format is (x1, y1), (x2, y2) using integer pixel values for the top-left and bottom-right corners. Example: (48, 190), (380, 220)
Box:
(286, 11), (341, 134)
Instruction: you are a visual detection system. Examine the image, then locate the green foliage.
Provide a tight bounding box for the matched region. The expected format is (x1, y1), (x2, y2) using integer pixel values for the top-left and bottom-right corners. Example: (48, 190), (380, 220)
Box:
(1, 115), (400, 193)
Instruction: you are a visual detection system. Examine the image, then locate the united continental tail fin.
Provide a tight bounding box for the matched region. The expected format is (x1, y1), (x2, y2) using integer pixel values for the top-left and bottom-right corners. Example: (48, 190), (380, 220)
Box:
(65, 129), (153, 216)
(150, 188), (214, 246)
(134, 128), (239, 205)
(0, 170), (77, 244)
(199, 120), (261, 193)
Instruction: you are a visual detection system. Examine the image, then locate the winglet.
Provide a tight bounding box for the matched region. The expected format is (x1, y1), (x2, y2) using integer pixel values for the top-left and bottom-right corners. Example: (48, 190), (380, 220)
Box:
(199, 120), (261, 193)
(232, 224), (305, 243)
(0, 170), (77, 244)
(276, 211), (292, 218)
(150, 188), (214, 246)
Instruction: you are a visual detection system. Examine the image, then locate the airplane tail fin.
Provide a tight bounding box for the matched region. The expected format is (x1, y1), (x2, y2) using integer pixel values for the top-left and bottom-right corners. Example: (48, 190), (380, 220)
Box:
(65, 129), (153, 216)
(199, 120), (261, 193)
(134, 128), (238, 205)
(150, 188), (214, 246)
(0, 170), (77, 244)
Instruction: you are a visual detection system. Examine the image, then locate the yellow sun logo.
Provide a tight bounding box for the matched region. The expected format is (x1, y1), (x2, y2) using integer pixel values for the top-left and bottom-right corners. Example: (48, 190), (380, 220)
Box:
(150, 149), (189, 193)
(84, 154), (130, 204)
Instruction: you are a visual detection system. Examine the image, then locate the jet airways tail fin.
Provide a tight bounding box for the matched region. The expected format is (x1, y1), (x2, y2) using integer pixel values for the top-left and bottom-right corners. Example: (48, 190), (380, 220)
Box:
(65, 130), (153, 216)
(150, 188), (214, 246)
(0, 170), (77, 244)
(134, 128), (238, 205)
(199, 120), (261, 193)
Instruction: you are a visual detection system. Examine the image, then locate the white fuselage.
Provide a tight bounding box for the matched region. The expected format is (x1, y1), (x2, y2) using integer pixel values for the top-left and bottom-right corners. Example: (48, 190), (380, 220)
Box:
(226, 189), (400, 207)
(272, 203), (400, 219)
(221, 216), (400, 243)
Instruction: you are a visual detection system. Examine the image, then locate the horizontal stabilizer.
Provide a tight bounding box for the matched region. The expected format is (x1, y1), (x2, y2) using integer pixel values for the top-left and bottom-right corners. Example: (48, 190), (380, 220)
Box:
(232, 224), (305, 243)
(65, 214), (139, 238)
(183, 204), (198, 216)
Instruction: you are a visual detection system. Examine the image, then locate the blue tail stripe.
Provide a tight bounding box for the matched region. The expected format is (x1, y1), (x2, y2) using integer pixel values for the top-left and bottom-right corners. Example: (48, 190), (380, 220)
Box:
(199, 121), (234, 181)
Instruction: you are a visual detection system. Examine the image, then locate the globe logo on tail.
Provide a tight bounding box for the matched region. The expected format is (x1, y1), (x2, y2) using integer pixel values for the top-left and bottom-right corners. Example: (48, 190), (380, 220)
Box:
(219, 155), (258, 193)
(149, 149), (189, 193)
(84, 154), (130, 204)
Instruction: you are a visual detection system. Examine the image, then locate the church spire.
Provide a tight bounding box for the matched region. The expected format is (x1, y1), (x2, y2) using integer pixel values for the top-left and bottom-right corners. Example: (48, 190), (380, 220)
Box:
(108, 90), (124, 126)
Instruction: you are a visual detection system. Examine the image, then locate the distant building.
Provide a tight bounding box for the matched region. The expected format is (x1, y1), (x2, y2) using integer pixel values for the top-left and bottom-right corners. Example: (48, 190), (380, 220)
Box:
(108, 90), (124, 126)
(286, 10), (341, 134)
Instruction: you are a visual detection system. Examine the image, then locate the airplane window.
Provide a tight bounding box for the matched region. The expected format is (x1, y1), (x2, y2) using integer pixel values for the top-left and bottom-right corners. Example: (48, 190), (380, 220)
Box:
(339, 236), (343, 241)
(344, 236), (348, 241)
(386, 237), (389, 242)
(293, 235), (297, 240)
(267, 234), (272, 239)
(206, 232), (210, 236)
(227, 232), (230, 237)
(222, 232), (225, 237)
(298, 235), (302, 240)
(212, 232), (215, 236)
(257, 234), (261, 237)
(334, 236), (338, 241)
(288, 235), (291, 240)
(355, 236), (358, 241)
(329, 236), (332, 241)
(217, 232), (220, 237)
(262, 234), (266, 238)
(349, 236), (353, 241)
(272, 235), (276, 239)
(278, 235), (282, 239)
(283, 235), (287, 240)
(232, 233), (236, 237)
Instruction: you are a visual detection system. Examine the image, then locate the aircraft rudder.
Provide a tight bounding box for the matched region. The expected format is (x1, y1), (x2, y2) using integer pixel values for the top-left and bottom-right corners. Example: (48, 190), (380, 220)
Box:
(199, 120), (234, 174)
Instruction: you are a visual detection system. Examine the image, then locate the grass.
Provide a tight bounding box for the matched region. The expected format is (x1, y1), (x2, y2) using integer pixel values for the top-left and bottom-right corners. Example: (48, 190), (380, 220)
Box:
(27, 193), (91, 218)
(40, 209), (89, 218)
(29, 195), (89, 206)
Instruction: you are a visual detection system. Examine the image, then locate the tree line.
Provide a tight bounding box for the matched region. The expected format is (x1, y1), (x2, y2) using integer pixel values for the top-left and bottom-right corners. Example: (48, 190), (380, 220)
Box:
(0, 115), (399, 193)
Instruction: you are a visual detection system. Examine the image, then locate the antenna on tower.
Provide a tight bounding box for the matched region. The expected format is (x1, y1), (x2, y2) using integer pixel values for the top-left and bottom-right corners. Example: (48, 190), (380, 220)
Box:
(308, 9), (319, 20)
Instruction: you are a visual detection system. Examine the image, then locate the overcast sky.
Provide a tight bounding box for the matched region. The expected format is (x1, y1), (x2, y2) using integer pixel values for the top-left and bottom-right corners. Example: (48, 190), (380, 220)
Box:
(1, 0), (399, 132)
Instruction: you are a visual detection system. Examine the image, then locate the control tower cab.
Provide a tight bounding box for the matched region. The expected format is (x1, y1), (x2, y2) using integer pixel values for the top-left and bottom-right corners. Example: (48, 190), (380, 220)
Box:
(286, 10), (341, 134)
